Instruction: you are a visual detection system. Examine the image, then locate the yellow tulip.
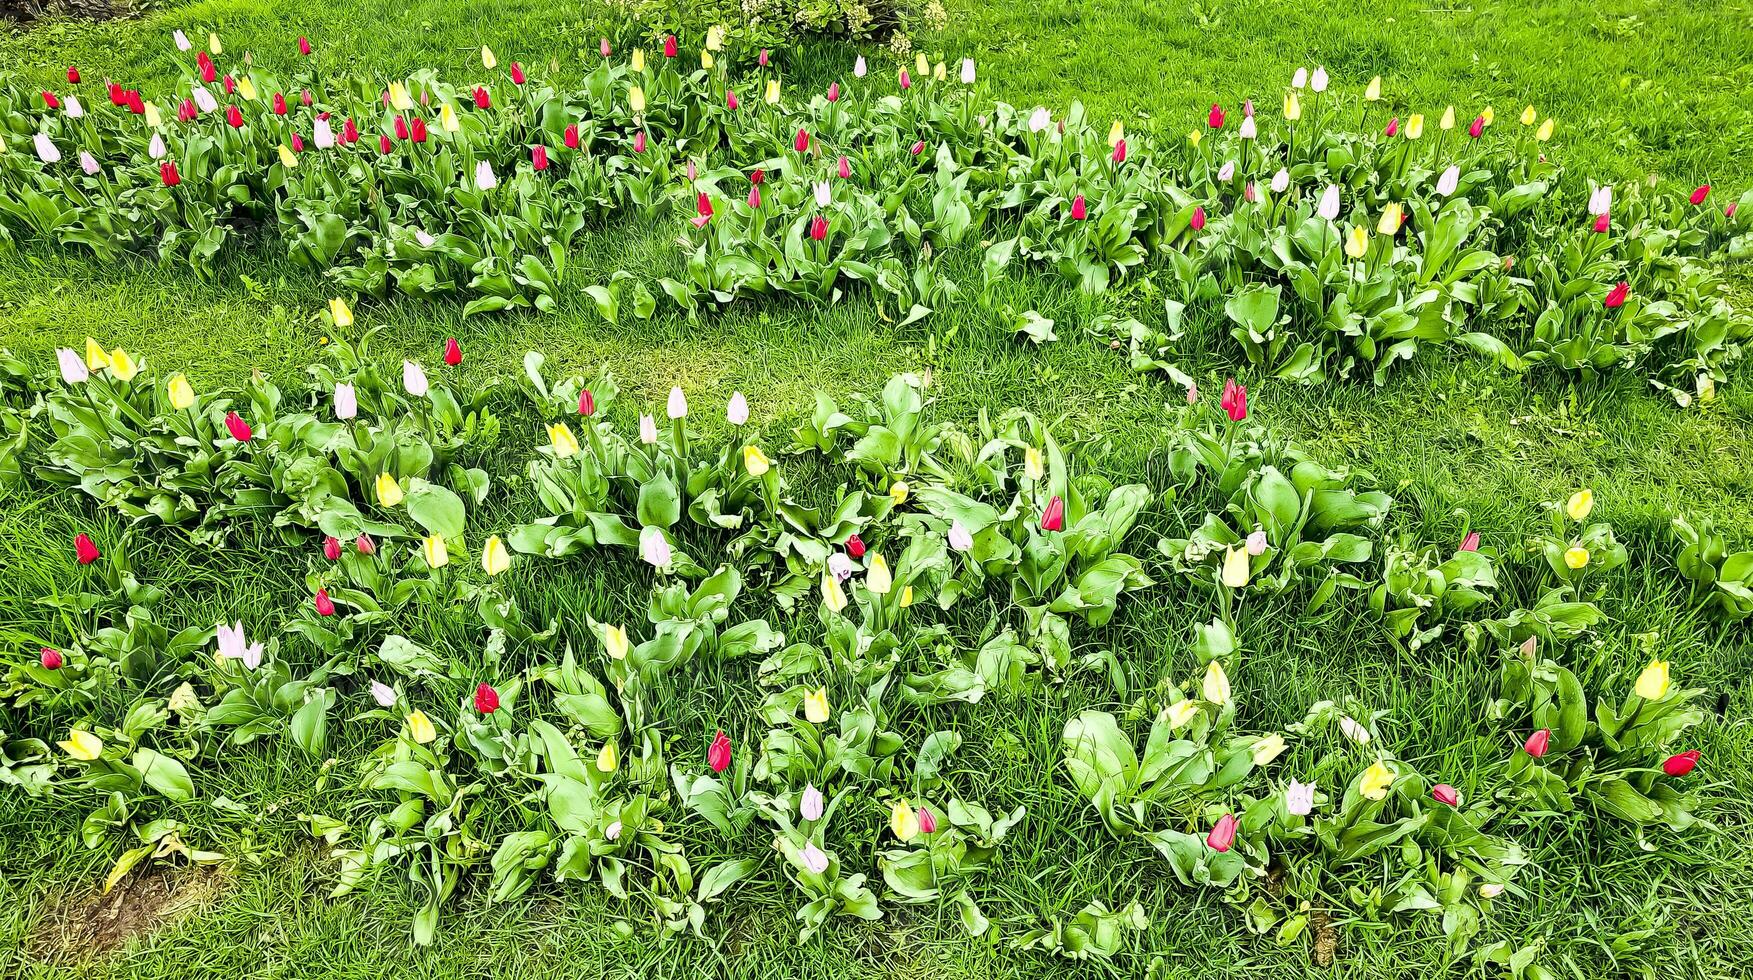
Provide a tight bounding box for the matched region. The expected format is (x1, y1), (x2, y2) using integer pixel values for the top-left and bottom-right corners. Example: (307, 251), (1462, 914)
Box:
(821, 570), (847, 612)
(889, 799), (920, 841)
(1364, 76), (1381, 101)
(1479, 883), (1505, 899)
(916, 52), (929, 76)
(889, 481), (909, 505)
(1563, 547), (1589, 570)
(1107, 118), (1124, 148)
(208, 32), (222, 55)
(440, 104), (460, 133)
(631, 48), (644, 73)
(803, 687), (830, 724)
(1186, 128), (1203, 147)
(1024, 446), (1045, 481)
(866, 554), (893, 594)
(375, 473), (404, 507)
(743, 445), (771, 477)
(933, 61), (947, 82)
(481, 44), (497, 70)
(701, 51), (714, 70)
(406, 710), (437, 744)
(605, 624), (629, 660)
(548, 422), (581, 458)
(1406, 114), (1425, 139)
(900, 585), (914, 608)
(1202, 660), (1231, 706)
(144, 102), (162, 128)
(1165, 699), (1201, 728)
(1439, 105), (1456, 131)
(1634, 660), (1670, 700)
(1251, 733), (1287, 765)
(596, 741), (618, 772)
(629, 85), (645, 113)
(1360, 760), (1394, 800)
(422, 534), (449, 569)
(237, 77), (259, 103)
(59, 729), (103, 760)
(481, 535), (511, 577)
(329, 297), (354, 327)
(389, 82), (413, 111)
(705, 25), (724, 51)
(1283, 90), (1301, 121)
(277, 144), (298, 168)
(1220, 546), (1250, 588)
(84, 337), (110, 369)
(1480, 105), (1495, 126)
(1519, 104), (1537, 126)
(1376, 202), (1403, 236)
(1345, 225), (1368, 258)
(1535, 118), (1554, 141)
(764, 79), (781, 105)
(167, 373), (195, 410)
(108, 348), (139, 381)
(1565, 489), (1594, 521)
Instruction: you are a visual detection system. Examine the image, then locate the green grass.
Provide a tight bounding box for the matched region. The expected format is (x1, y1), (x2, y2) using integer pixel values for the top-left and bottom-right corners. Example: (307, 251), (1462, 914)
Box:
(3, 1), (1753, 978)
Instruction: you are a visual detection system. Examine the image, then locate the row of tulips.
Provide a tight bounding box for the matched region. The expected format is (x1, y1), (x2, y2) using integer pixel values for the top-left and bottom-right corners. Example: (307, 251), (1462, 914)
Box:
(2, 31), (1750, 389)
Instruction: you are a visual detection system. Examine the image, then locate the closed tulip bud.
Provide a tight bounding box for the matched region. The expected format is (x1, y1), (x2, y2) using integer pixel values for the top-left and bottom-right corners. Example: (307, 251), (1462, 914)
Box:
(1345, 224), (1368, 258)
(1663, 750), (1699, 777)
(1468, 115), (1484, 138)
(323, 536), (343, 561)
(473, 86), (491, 110)
(1523, 728), (1551, 758)
(272, 91), (287, 115)
(1283, 90), (1301, 120)
(1252, 733), (1288, 764)
(639, 527), (672, 569)
(604, 624), (629, 660)
(510, 62), (526, 85)
(1221, 545), (1250, 587)
(42, 90), (61, 110)
(1406, 114), (1425, 139)
(411, 117), (427, 142)
(1459, 531), (1480, 552)
(827, 82), (840, 102)
(1603, 281), (1628, 309)
(1563, 546), (1589, 569)
(209, 32), (222, 54)
(837, 155), (852, 179)
(355, 534), (376, 555)
(1565, 489), (1594, 521)
(1191, 205), (1207, 230)
(809, 215), (828, 240)
(224, 411), (253, 442)
(1360, 761), (1394, 800)
(639, 414), (657, 444)
(375, 473), (404, 507)
(439, 103), (459, 132)
(108, 348), (139, 381)
(1432, 784), (1461, 806)
(632, 131), (646, 153)
(1207, 104), (1225, 129)
(440, 337), (463, 367)
(577, 388), (596, 416)
(74, 533), (100, 565)
(33, 132), (61, 164)
(1385, 116), (1399, 137)
(166, 373), (195, 409)
(866, 554), (893, 594)
(57, 348), (89, 384)
(277, 143), (298, 168)
(800, 784), (824, 820)
(821, 569), (847, 612)
(1040, 495), (1065, 531)
(1535, 118), (1554, 141)
(41, 647), (64, 670)
(1376, 202), (1404, 236)
(765, 79), (780, 104)
(839, 533), (865, 560)
(947, 521), (973, 552)
(1593, 212), (1611, 233)
(910, 140), (925, 156)
(1070, 195), (1087, 220)
(1270, 168), (1289, 193)
(1437, 165), (1460, 197)
(708, 730), (732, 773)
(793, 128), (810, 153)
(1364, 76), (1382, 101)
(1724, 203), (1737, 219)
(482, 535), (511, 576)
(898, 68), (911, 90)
(474, 682), (499, 714)
(421, 534), (449, 569)
(890, 799), (920, 841)
(1635, 659), (1670, 700)
(314, 588), (336, 617)
(402, 360), (429, 397)
(743, 445), (771, 476)
(1203, 659), (1232, 705)
(1206, 813), (1237, 852)
(890, 481), (909, 505)
(1317, 184), (1340, 220)
(479, 44), (496, 69)
(803, 687), (830, 724)
(1439, 105), (1456, 130)
(1112, 139), (1127, 163)
(596, 741), (618, 772)
(406, 710), (437, 744)
(1690, 185), (1709, 206)
(747, 184), (761, 209)
(1239, 116), (1256, 139)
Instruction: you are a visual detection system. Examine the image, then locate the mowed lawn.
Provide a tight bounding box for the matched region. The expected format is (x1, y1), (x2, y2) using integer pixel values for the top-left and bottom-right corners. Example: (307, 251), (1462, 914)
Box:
(1, 0), (1752, 978)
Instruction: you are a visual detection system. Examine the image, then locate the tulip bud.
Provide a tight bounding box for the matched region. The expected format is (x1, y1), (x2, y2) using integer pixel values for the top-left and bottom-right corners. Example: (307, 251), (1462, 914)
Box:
(1190, 205), (1207, 231)
(225, 411), (253, 443)
(314, 588), (336, 617)
(1040, 495), (1065, 532)
(41, 647), (64, 670)
(1690, 185), (1710, 206)
(355, 533), (376, 555)
(1206, 813), (1237, 852)
(323, 536), (343, 560)
(1523, 729), (1551, 758)
(1459, 531), (1480, 552)
(1663, 750), (1699, 777)
(1603, 281), (1628, 309)
(1432, 784), (1461, 806)
(474, 682), (500, 713)
(1070, 195), (1087, 220)
(708, 730), (732, 772)
(74, 533), (101, 565)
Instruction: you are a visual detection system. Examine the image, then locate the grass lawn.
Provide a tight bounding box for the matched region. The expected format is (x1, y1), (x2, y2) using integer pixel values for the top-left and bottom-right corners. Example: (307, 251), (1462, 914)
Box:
(2, 0), (1752, 978)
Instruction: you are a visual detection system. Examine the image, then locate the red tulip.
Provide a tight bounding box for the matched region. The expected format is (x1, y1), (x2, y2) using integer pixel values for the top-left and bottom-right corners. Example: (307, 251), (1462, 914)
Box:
(411, 117), (427, 142)
(1603, 281), (1628, 309)
(67, 66), (80, 83)
(1191, 206), (1207, 231)
(323, 536), (343, 560)
(355, 533), (376, 555)
(1385, 116), (1399, 137)
(695, 192), (713, 217)
(314, 588), (336, 617)
(530, 144), (549, 171)
(1220, 378), (1248, 421)
(827, 82), (840, 102)
(75, 533), (100, 565)
(1468, 115), (1484, 138)
(810, 215), (829, 241)
(1432, 784), (1461, 806)
(1112, 139), (1126, 164)
(474, 682), (500, 714)
(578, 388), (596, 416)
(201, 62), (217, 84)
(837, 155), (851, 179)
(107, 81), (123, 104)
(273, 92), (287, 115)
(794, 129), (810, 153)
(196, 50), (213, 73)
(1070, 195), (1087, 220)
(298, 36), (312, 56)
(707, 730), (732, 773)
(1663, 750), (1699, 777)
(663, 34), (678, 58)
(444, 337), (463, 366)
(222, 103), (242, 128)
(473, 87), (490, 110)
(1206, 813), (1237, 852)
(291, 134), (304, 152)
(910, 140), (925, 156)
(1690, 185), (1710, 206)
(510, 62), (526, 85)
(747, 185), (762, 209)
(1592, 212), (1610, 234)
(1041, 496), (1065, 532)
(125, 90), (144, 113)
(917, 806), (938, 834)
(1459, 531), (1480, 552)
(225, 411), (253, 442)
(1523, 729), (1551, 758)
(564, 123), (580, 149)
(378, 135), (393, 154)
(160, 161), (181, 186)
(1208, 103), (1225, 129)
(178, 98), (197, 122)
(41, 647), (64, 670)
(42, 91), (60, 109)
(301, 90), (313, 107)
(394, 116), (410, 140)
(222, 75), (234, 94)
(343, 118), (359, 143)
(726, 90), (739, 110)
(846, 534), (866, 559)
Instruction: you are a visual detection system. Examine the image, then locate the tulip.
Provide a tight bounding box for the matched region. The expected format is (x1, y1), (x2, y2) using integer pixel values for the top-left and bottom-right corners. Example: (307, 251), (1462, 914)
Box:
(1689, 185), (1709, 206)
(322, 535), (343, 561)
(1238, 116), (1256, 140)
(41, 647), (64, 670)
(1432, 784), (1461, 806)
(55, 348), (89, 385)
(890, 481), (909, 505)
(640, 527), (672, 569)
(1535, 118), (1554, 141)
(1024, 446), (1045, 481)
(74, 531), (102, 565)
(1111, 138), (1127, 163)
(313, 117), (335, 150)
(1663, 750), (1699, 777)
(1384, 116), (1399, 137)
(1439, 105), (1456, 131)
(1593, 212), (1611, 234)
(402, 360), (429, 397)
(437, 338), (462, 370)
(1344, 224), (1368, 259)
(277, 144), (298, 168)
(571, 388), (596, 419)
(60, 729), (103, 761)
(747, 185), (762, 209)
(1246, 529), (1268, 555)
(899, 68), (911, 90)
(799, 842), (829, 874)
(438, 103), (460, 133)
(1166, 699), (1201, 728)
(334, 382), (357, 419)
(947, 521), (973, 553)
(33, 132), (61, 164)
(368, 681), (397, 708)
(106, 348), (139, 381)
(217, 621), (264, 669)
(1523, 729), (1551, 758)
(826, 82), (840, 103)
(42, 90), (61, 110)
(1635, 659), (1670, 700)
(1202, 660), (1231, 705)
(708, 730), (732, 773)
(837, 155), (851, 179)
(420, 534), (450, 569)
(890, 799), (920, 841)
(1317, 184), (1340, 220)
(469, 681), (500, 714)
(355, 534), (376, 555)
(839, 533), (865, 560)
(1070, 195), (1087, 220)
(765, 79), (780, 105)
(1725, 203), (1738, 219)
(1286, 779), (1316, 815)
(1340, 716), (1371, 744)
(1459, 531), (1480, 552)
(1565, 489), (1594, 521)
(411, 117), (428, 142)
(1206, 813), (1238, 852)
(803, 687), (830, 724)
(639, 414), (657, 444)
(1404, 113), (1425, 139)
(406, 710), (437, 744)
(800, 784), (824, 820)
(224, 411), (253, 442)
(82, 339), (110, 371)
(1041, 495), (1065, 532)
(632, 130), (648, 154)
(1563, 546), (1589, 569)
(375, 473), (404, 507)
(1437, 165), (1460, 197)
(472, 86), (491, 110)
(1363, 75), (1382, 100)
(482, 535), (511, 577)
(1191, 205), (1208, 230)
(1252, 733), (1287, 765)
(1270, 169), (1290, 194)
(1359, 761), (1394, 800)
(665, 385), (688, 420)
(1216, 545), (1250, 588)
(1468, 115), (1484, 138)
(1220, 377), (1248, 420)
(1027, 106), (1051, 132)
(1603, 281), (1628, 309)
(908, 139), (925, 156)
(742, 445), (772, 477)
(866, 554), (893, 594)
(1283, 90), (1301, 121)
(314, 588), (336, 617)
(66, 94), (84, 118)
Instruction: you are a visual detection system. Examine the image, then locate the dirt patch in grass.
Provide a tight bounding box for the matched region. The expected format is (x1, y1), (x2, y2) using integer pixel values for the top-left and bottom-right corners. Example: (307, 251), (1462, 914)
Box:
(26, 864), (227, 965)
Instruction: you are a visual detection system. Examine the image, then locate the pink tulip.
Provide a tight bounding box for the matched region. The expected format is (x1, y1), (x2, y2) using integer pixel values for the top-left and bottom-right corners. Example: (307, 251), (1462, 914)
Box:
(298, 36), (311, 56)
(578, 389), (596, 416)
(1041, 496), (1065, 532)
(794, 129), (810, 153)
(910, 140), (925, 156)
(1432, 784), (1460, 806)
(1112, 139), (1126, 163)
(1191, 206), (1207, 231)
(837, 155), (851, 179)
(225, 411), (252, 442)
(1690, 185), (1710, 206)
(1206, 813), (1237, 852)
(1385, 117), (1399, 137)
(323, 536), (343, 560)
(1220, 378), (1247, 421)
(1593, 212), (1610, 234)
(1070, 195), (1087, 220)
(1603, 282), (1628, 309)
(1459, 532), (1480, 552)
(663, 35), (678, 58)
(708, 730), (732, 773)
(1468, 116), (1484, 138)
(564, 124), (580, 149)
(1208, 103), (1225, 129)
(1523, 729), (1551, 758)
(314, 588), (336, 617)
(531, 144), (548, 171)
(827, 82), (840, 102)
